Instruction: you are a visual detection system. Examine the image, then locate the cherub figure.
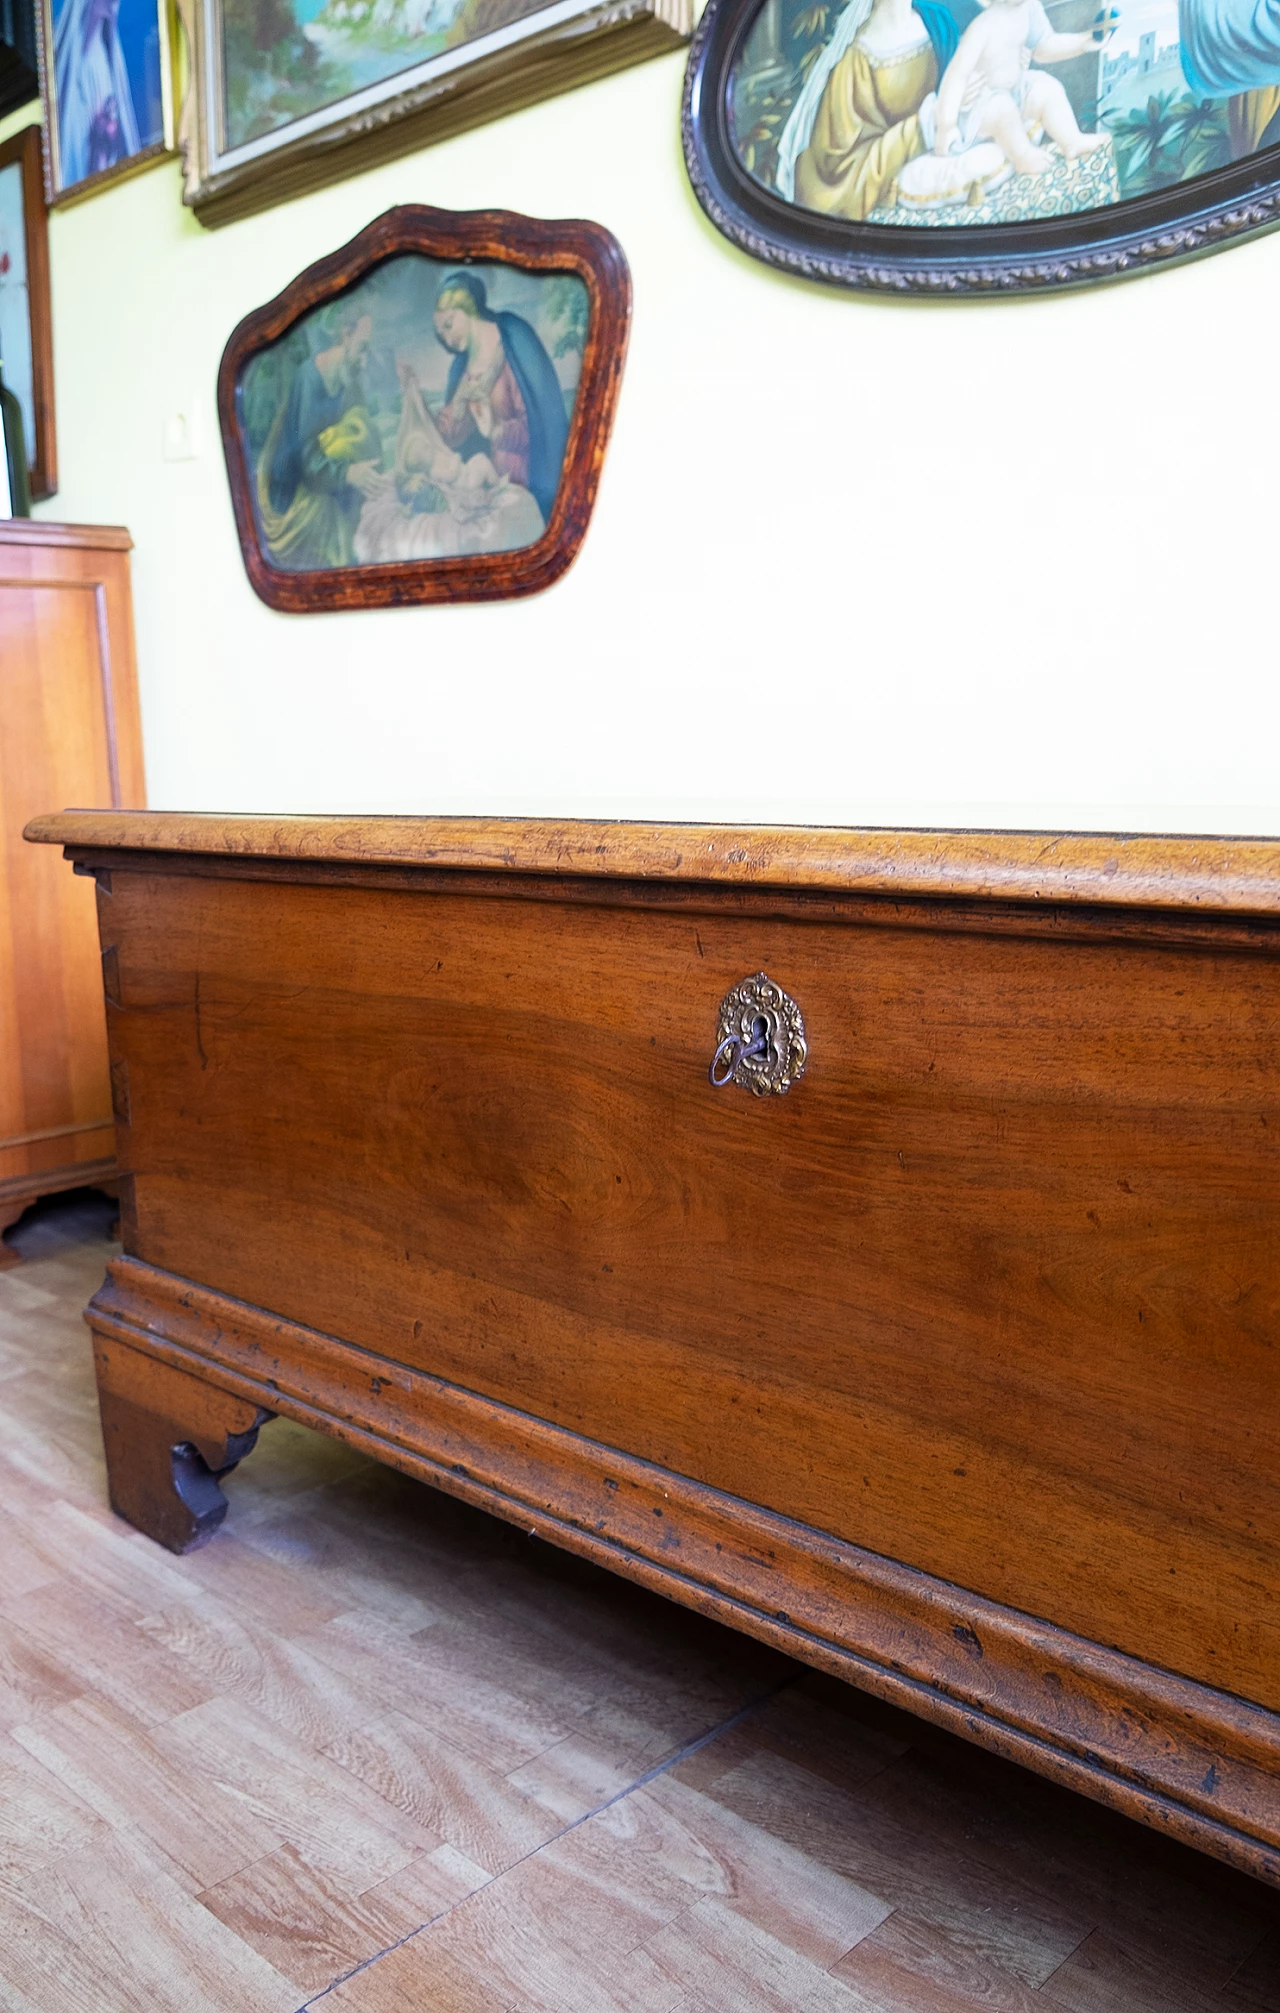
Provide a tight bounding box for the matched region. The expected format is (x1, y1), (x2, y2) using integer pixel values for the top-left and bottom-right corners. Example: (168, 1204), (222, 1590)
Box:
(932, 0), (1114, 177)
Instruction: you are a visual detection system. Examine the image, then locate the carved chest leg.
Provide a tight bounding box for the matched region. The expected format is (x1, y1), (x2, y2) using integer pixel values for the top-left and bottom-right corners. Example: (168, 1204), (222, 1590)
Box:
(91, 1334), (273, 1553)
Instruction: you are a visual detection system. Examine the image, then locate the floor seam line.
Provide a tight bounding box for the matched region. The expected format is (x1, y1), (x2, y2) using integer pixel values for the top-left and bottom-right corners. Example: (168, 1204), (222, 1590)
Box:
(292, 1670), (801, 2012)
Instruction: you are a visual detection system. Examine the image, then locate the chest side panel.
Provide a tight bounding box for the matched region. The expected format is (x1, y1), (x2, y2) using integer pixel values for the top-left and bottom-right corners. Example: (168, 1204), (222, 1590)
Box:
(99, 866), (1280, 1706)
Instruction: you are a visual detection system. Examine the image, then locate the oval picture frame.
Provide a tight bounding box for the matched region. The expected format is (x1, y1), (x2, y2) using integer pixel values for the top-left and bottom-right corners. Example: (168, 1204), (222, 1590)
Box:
(683, 0), (1280, 295)
(218, 205), (631, 613)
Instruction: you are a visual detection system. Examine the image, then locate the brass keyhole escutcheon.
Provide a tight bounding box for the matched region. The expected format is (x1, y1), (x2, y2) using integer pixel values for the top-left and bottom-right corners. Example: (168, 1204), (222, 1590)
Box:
(709, 973), (807, 1096)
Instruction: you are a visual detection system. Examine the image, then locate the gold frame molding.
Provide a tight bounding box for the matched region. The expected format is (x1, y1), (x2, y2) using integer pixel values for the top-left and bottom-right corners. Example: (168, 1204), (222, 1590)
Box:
(37, 0), (177, 206)
(175, 0), (689, 230)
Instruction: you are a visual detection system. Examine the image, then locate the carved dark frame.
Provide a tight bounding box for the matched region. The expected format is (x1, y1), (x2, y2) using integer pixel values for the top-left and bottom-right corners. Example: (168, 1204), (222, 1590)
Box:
(217, 205), (631, 613)
(683, 0), (1280, 295)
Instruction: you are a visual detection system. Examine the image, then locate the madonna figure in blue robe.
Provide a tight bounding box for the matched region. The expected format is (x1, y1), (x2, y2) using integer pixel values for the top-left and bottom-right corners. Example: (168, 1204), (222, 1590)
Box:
(1179, 0), (1280, 155)
(775, 0), (979, 216)
(431, 274), (569, 525)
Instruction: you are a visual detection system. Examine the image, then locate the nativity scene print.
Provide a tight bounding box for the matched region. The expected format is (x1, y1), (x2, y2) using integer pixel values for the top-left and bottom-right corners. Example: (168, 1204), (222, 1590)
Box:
(238, 255), (585, 572)
(730, 0), (1280, 226)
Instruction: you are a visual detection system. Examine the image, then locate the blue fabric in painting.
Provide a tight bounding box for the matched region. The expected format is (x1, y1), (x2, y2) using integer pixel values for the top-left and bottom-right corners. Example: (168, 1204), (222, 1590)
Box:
(1179, 0), (1280, 96)
(445, 312), (569, 522)
(914, 0), (981, 74)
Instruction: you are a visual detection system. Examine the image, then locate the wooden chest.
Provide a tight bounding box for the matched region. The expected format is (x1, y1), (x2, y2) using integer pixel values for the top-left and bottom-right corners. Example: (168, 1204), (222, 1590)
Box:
(26, 812), (1280, 1887)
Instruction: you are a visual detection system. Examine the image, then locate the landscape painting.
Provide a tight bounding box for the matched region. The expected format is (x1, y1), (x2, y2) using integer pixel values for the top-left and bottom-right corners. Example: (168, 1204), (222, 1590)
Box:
(728, 0), (1280, 229)
(237, 255), (588, 573)
(185, 0), (688, 224)
(220, 0), (546, 151)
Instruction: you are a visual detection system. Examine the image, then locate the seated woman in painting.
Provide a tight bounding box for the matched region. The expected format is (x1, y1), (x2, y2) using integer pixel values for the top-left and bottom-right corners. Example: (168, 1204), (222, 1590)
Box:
(430, 272), (569, 526)
(1180, 0), (1280, 156)
(776, 0), (980, 218)
(350, 271), (568, 565)
(352, 360), (545, 564)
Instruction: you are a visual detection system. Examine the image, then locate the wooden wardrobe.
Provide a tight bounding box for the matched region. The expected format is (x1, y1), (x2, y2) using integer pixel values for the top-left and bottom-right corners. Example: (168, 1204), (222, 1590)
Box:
(0, 521), (144, 1243)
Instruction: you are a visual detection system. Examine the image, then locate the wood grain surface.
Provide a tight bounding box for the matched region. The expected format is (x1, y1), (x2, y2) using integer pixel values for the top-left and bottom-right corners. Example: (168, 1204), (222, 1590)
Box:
(26, 807), (1280, 913)
(85, 1253), (1280, 1886)
(7, 1194), (1278, 2013)
(25, 817), (1280, 1885)
(1, 527), (143, 1231)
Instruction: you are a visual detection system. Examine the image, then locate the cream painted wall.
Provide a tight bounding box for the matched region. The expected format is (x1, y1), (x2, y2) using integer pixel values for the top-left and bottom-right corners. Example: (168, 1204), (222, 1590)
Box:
(3, 63), (1278, 832)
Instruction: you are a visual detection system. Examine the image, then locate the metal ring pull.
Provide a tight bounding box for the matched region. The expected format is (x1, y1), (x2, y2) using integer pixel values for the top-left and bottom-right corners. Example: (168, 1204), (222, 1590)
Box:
(709, 974), (807, 1097)
(709, 1020), (770, 1088)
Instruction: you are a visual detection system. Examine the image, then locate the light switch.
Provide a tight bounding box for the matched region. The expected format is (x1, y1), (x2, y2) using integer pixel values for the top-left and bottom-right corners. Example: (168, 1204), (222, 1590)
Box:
(162, 406), (201, 461)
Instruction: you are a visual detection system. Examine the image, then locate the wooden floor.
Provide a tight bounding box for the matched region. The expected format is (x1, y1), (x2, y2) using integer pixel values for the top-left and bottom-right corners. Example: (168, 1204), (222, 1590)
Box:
(2, 1198), (1279, 2013)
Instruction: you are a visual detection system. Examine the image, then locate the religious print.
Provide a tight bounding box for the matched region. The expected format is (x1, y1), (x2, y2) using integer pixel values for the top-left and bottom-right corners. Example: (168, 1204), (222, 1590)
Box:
(0, 148), (35, 470)
(727, 0), (1275, 223)
(0, 126), (55, 498)
(219, 206), (631, 612)
(242, 258), (578, 572)
(684, 0), (1280, 290)
(39, 0), (174, 201)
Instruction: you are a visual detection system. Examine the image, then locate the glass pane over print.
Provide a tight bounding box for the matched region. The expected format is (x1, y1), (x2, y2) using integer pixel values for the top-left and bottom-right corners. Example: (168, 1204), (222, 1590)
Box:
(51, 0), (165, 189)
(239, 254), (588, 573)
(0, 159), (34, 464)
(729, 0), (1280, 228)
(220, 0), (549, 151)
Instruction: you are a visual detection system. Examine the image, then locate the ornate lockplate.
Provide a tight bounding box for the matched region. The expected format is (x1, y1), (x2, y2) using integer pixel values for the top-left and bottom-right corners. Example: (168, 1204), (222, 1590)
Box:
(709, 971), (807, 1096)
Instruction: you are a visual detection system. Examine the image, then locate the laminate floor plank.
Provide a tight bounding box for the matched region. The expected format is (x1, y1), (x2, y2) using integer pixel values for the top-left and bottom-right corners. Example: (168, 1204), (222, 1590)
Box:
(831, 1911), (1055, 2011)
(298, 1608), (576, 1774)
(0, 1193), (1277, 2013)
(833, 1726), (1274, 1981)
(153, 1693), (445, 1891)
(10, 1690), (285, 1890)
(169, 1530), (352, 1638)
(136, 1599), (386, 1753)
(321, 1708), (568, 1874)
(0, 1828), (298, 2013)
(198, 1837), (489, 1993)
(1225, 1930), (1280, 2011)
(674, 1741), (1091, 1984)
(0, 1578), (217, 1727)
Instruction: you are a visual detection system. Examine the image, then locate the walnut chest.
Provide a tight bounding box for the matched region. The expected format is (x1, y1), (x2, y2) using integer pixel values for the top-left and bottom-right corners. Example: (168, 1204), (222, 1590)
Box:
(25, 812), (1280, 1886)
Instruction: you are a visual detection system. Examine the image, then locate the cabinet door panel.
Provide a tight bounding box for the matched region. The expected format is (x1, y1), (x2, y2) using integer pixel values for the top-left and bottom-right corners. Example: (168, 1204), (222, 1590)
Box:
(0, 529), (142, 1207)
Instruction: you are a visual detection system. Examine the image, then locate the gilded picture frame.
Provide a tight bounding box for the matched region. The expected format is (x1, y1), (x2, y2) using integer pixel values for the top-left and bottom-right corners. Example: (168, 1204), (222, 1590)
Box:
(37, 0), (176, 205)
(176, 0), (690, 229)
(684, 0), (1280, 294)
(217, 204), (631, 613)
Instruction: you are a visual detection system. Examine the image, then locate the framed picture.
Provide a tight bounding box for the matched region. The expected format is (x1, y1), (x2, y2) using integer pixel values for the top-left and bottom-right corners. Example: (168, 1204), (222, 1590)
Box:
(684, 0), (1280, 293)
(38, 0), (175, 204)
(218, 203), (630, 612)
(176, 0), (690, 229)
(0, 124), (55, 497)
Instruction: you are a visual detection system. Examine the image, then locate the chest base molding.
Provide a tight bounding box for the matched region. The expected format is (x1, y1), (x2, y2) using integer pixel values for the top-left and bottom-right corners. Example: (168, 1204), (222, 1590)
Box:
(87, 1254), (1280, 1890)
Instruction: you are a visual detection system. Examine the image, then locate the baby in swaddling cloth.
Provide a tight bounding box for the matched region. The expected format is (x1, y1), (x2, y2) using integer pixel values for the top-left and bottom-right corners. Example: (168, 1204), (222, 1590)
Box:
(898, 0), (1113, 205)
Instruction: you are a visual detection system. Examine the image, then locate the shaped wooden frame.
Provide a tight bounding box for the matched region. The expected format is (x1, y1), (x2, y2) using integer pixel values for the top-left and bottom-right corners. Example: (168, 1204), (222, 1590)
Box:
(0, 124), (56, 499)
(217, 205), (631, 615)
(683, 0), (1280, 296)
